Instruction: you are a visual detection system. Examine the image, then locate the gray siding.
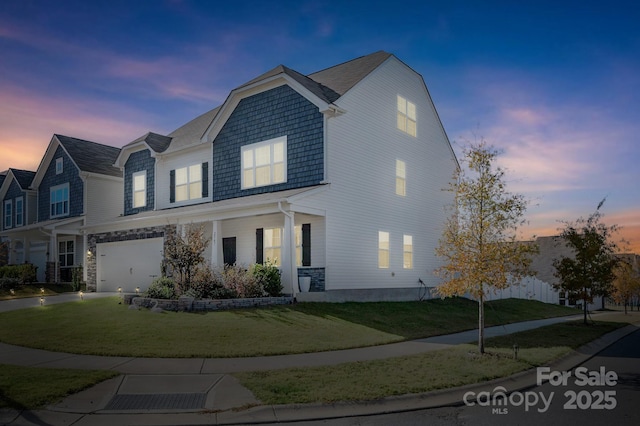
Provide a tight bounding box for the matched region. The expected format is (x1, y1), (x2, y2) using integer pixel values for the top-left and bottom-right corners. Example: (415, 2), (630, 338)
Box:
(212, 84), (324, 201)
(38, 145), (84, 221)
(124, 150), (155, 215)
(2, 180), (24, 230)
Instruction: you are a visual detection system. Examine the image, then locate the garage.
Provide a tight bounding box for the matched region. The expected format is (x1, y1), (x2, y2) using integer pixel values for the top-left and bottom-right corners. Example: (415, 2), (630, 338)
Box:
(96, 238), (163, 292)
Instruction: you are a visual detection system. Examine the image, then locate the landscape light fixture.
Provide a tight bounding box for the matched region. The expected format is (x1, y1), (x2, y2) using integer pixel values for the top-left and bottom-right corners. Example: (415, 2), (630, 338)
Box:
(79, 290), (84, 300)
(40, 287), (45, 295)
(10, 289), (14, 295)
(513, 343), (519, 360)
(40, 297), (44, 306)
(135, 287), (140, 295)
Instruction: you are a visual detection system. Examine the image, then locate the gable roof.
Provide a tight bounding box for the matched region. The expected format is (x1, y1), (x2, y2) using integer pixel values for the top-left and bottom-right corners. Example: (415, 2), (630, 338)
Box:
(10, 169), (36, 189)
(307, 50), (392, 97)
(123, 132), (173, 153)
(168, 106), (220, 151)
(55, 135), (122, 178)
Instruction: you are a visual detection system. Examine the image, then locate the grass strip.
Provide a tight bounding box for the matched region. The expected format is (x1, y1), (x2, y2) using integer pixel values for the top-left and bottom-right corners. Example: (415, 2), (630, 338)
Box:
(234, 321), (626, 404)
(0, 297), (577, 358)
(0, 284), (84, 300)
(0, 364), (119, 409)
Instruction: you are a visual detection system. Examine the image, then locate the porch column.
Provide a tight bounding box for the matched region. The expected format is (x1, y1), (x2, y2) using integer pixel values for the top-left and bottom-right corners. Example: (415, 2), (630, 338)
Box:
(49, 232), (57, 282)
(281, 210), (298, 297)
(211, 220), (222, 267)
(82, 232), (88, 282)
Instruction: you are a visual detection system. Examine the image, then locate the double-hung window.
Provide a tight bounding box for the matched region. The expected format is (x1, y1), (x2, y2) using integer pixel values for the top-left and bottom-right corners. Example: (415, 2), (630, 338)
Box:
(397, 95), (417, 136)
(15, 197), (23, 227)
(264, 228), (282, 265)
(403, 235), (413, 269)
(132, 171), (146, 208)
(3, 200), (12, 229)
(175, 164), (202, 202)
(50, 184), (69, 218)
(378, 231), (390, 269)
(242, 136), (287, 189)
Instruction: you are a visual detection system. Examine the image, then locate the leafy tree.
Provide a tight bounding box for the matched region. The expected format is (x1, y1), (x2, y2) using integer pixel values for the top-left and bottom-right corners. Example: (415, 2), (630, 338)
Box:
(553, 200), (620, 324)
(611, 255), (640, 314)
(163, 223), (210, 293)
(435, 141), (536, 354)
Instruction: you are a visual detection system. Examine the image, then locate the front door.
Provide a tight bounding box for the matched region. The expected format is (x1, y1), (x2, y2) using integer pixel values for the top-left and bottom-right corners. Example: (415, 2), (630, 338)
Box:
(223, 237), (236, 266)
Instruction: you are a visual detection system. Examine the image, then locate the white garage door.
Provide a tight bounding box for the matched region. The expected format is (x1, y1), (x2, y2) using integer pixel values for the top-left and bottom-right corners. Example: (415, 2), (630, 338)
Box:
(96, 238), (163, 293)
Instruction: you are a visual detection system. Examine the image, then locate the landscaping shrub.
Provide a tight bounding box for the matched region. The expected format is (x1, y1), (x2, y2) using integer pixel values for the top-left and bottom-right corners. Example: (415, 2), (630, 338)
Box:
(223, 264), (264, 298)
(0, 277), (21, 289)
(252, 260), (283, 297)
(186, 264), (237, 299)
(145, 277), (177, 299)
(0, 264), (37, 284)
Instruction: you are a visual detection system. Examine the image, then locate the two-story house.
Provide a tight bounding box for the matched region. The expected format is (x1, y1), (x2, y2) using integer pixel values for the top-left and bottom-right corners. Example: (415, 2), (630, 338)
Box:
(83, 51), (459, 301)
(0, 135), (122, 283)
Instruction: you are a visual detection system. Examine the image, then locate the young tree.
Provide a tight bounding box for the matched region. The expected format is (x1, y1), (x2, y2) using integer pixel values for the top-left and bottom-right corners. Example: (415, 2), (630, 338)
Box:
(164, 223), (210, 293)
(435, 141), (536, 354)
(553, 200), (620, 324)
(611, 255), (640, 315)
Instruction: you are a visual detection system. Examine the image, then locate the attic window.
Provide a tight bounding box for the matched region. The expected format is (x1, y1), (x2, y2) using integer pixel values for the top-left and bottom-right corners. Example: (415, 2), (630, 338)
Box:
(55, 158), (63, 174)
(397, 95), (416, 137)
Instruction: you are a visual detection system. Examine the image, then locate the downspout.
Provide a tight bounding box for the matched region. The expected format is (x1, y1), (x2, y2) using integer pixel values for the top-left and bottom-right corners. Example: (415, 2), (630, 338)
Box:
(278, 201), (298, 298)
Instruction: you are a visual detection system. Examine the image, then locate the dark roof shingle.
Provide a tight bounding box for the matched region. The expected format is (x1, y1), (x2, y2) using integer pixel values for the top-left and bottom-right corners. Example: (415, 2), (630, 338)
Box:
(55, 135), (122, 177)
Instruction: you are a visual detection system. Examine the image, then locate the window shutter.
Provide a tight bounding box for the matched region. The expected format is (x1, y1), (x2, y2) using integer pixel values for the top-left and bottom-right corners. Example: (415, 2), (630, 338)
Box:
(256, 228), (264, 264)
(302, 223), (311, 266)
(169, 169), (175, 203)
(202, 162), (209, 198)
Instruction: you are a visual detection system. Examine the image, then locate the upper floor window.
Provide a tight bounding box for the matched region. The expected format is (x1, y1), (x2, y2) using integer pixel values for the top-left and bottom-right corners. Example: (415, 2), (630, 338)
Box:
(378, 231), (390, 269)
(3, 200), (12, 229)
(132, 171), (146, 208)
(50, 183), (69, 218)
(15, 197), (23, 227)
(397, 95), (416, 137)
(242, 136), (287, 189)
(55, 158), (63, 174)
(175, 164), (201, 202)
(403, 234), (413, 269)
(396, 159), (406, 196)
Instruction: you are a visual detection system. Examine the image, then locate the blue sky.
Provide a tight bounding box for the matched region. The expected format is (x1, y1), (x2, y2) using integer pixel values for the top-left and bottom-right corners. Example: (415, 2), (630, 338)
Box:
(1, 0), (638, 250)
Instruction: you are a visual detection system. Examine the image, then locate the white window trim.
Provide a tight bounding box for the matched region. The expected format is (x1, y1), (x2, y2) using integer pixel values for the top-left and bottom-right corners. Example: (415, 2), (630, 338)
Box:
(132, 170), (147, 208)
(397, 95), (417, 137)
(378, 231), (390, 269)
(241, 136), (287, 189)
(403, 234), (413, 269)
(174, 164), (202, 202)
(15, 197), (23, 227)
(264, 225), (303, 267)
(3, 200), (12, 229)
(50, 183), (70, 218)
(55, 158), (63, 174)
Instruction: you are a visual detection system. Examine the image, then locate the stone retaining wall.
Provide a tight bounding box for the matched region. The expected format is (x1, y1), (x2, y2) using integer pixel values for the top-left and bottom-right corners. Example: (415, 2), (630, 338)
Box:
(125, 294), (293, 312)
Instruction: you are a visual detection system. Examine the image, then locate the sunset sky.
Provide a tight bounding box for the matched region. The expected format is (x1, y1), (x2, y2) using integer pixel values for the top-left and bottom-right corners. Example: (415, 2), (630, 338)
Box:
(1, 0), (638, 252)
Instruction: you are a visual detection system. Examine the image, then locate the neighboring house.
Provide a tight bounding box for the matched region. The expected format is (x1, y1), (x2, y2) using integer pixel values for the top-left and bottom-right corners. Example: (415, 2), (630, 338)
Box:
(487, 236), (606, 310)
(0, 168), (38, 274)
(83, 51), (460, 300)
(0, 135), (122, 283)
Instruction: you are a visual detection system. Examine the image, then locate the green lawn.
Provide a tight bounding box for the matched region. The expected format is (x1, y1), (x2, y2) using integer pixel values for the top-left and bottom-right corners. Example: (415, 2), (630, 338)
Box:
(0, 297), (578, 357)
(235, 321), (627, 404)
(0, 364), (119, 409)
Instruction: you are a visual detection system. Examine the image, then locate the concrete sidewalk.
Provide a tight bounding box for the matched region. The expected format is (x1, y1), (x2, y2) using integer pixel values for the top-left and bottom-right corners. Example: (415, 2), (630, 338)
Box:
(0, 298), (637, 425)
